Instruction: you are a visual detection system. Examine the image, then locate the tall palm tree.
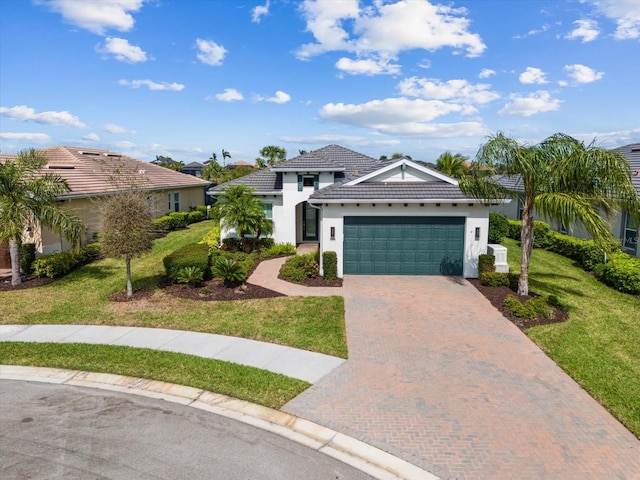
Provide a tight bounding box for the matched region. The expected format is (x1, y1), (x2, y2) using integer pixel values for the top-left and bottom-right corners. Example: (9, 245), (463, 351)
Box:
(0, 149), (84, 286)
(213, 184), (272, 251)
(222, 149), (231, 167)
(256, 146), (286, 169)
(460, 132), (639, 296)
(436, 152), (470, 179)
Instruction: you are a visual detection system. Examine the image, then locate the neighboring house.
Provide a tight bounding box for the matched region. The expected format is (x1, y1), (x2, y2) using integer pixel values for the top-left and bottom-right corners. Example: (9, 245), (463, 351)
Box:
(209, 145), (499, 278)
(1, 146), (211, 255)
(491, 143), (640, 257)
(227, 160), (253, 169)
(181, 161), (205, 177)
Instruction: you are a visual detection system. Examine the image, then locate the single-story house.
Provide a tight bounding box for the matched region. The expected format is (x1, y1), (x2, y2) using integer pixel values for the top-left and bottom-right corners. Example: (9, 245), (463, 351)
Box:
(0, 146), (211, 257)
(209, 145), (500, 278)
(181, 161), (205, 177)
(491, 143), (639, 257)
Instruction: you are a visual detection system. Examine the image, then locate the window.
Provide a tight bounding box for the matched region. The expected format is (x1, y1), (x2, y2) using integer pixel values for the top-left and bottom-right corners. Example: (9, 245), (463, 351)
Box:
(517, 199), (524, 220)
(623, 210), (638, 252)
(173, 192), (180, 212)
(303, 176), (314, 187)
(167, 193), (172, 212)
(298, 174), (320, 191)
(262, 202), (273, 219)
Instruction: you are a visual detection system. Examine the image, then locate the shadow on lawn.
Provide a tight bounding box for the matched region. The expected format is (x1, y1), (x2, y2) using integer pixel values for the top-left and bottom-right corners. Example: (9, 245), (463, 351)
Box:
(529, 273), (586, 299)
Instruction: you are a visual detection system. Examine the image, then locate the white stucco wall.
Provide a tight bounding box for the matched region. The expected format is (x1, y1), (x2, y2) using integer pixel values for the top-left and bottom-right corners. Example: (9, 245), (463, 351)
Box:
(318, 202), (489, 278)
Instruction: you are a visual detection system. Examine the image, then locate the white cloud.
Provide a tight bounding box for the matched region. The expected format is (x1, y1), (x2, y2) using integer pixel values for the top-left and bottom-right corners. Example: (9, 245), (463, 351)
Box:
(587, 0), (640, 39)
(252, 1), (270, 23)
(97, 37), (147, 62)
(296, 0), (485, 75)
(498, 91), (562, 116)
(256, 91), (291, 104)
(514, 23), (550, 39)
(195, 38), (227, 66)
(398, 77), (500, 104)
(83, 133), (101, 141)
(0, 105), (86, 128)
(118, 79), (185, 91)
(565, 19), (600, 42)
(564, 64), (604, 83)
(519, 67), (548, 85)
(0, 132), (52, 143)
(479, 68), (496, 79)
(318, 97), (486, 138)
(104, 123), (133, 134)
(335, 57), (401, 75)
(39, 0), (145, 35)
(212, 88), (244, 102)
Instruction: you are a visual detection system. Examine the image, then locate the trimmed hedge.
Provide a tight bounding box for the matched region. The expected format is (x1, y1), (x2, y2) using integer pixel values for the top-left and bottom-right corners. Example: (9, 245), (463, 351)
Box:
(322, 251), (338, 280)
(163, 243), (211, 283)
(594, 253), (640, 295)
(153, 208), (208, 235)
(488, 213), (510, 244)
(478, 254), (495, 274)
(31, 243), (103, 279)
(280, 253), (319, 283)
(545, 232), (619, 271)
(210, 250), (256, 277)
(19, 243), (37, 275)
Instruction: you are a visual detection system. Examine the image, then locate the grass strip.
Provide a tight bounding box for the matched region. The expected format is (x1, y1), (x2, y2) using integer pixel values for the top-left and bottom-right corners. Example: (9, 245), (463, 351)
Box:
(503, 238), (640, 437)
(0, 342), (309, 409)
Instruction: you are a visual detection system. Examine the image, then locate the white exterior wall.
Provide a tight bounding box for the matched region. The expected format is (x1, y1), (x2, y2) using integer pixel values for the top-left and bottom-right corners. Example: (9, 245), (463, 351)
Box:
(318, 202), (489, 278)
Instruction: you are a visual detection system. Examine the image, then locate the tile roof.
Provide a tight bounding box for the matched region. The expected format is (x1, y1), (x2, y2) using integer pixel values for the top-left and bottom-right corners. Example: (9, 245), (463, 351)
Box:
(208, 169), (283, 193)
(614, 143), (640, 195)
(271, 144), (379, 174)
(2, 146), (210, 198)
(309, 181), (472, 201)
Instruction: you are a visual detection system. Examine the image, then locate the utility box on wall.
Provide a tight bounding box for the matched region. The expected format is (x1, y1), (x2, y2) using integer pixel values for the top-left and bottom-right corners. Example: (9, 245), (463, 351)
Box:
(487, 244), (509, 273)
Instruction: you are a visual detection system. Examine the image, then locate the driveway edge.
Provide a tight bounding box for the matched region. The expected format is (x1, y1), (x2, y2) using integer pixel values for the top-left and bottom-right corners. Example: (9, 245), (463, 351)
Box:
(0, 365), (440, 480)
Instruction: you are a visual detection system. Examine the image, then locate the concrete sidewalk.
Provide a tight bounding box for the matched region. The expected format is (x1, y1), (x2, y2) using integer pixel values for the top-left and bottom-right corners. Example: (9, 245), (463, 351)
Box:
(0, 324), (345, 384)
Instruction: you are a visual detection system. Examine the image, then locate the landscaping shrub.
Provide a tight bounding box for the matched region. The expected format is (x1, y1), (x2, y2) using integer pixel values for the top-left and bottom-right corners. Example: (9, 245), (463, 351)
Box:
(212, 258), (247, 286)
(502, 294), (537, 319)
(594, 253), (640, 295)
(322, 251), (338, 280)
(478, 254), (495, 273)
(32, 251), (77, 278)
(199, 226), (221, 250)
(186, 210), (206, 224)
(221, 237), (242, 252)
(210, 250), (256, 275)
(174, 266), (204, 286)
(19, 243), (37, 275)
(507, 220), (522, 240)
(479, 271), (510, 287)
(163, 243), (210, 283)
(259, 242), (297, 258)
(545, 231), (616, 271)
(280, 253), (319, 283)
(488, 213), (510, 244)
(82, 242), (102, 262)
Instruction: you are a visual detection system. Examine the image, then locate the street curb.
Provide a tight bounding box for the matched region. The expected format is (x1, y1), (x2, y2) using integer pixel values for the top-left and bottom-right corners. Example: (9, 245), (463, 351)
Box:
(1, 365), (440, 480)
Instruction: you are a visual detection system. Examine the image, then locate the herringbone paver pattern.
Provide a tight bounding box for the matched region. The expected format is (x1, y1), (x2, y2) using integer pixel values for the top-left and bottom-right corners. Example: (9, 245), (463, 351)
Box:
(284, 275), (640, 480)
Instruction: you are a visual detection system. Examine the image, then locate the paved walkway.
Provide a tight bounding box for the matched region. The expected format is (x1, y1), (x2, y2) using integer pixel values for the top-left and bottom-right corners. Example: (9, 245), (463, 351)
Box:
(283, 275), (640, 480)
(0, 325), (344, 384)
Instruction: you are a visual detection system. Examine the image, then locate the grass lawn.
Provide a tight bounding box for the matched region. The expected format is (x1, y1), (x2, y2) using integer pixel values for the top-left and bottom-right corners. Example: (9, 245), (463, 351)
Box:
(0, 342), (309, 409)
(503, 237), (640, 437)
(0, 221), (347, 358)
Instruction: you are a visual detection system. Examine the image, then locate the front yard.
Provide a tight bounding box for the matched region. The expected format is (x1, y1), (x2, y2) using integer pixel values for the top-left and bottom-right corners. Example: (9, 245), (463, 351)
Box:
(502, 238), (640, 437)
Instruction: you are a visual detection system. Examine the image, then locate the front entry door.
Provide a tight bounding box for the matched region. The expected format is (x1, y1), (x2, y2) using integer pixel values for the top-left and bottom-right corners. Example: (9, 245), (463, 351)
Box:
(302, 202), (319, 241)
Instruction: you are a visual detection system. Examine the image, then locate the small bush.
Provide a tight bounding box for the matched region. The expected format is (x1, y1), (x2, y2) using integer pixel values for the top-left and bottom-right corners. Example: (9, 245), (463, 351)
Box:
(528, 296), (556, 319)
(210, 250), (256, 275)
(212, 258), (247, 286)
(507, 220), (522, 240)
(322, 251), (338, 280)
(175, 266), (204, 286)
(502, 294), (537, 319)
(221, 237), (242, 252)
(502, 294), (521, 311)
(32, 251), (77, 278)
(280, 253), (319, 283)
(532, 221), (551, 248)
(186, 210), (206, 224)
(260, 242), (297, 258)
(488, 213), (510, 244)
(163, 243), (210, 283)
(479, 271), (510, 287)
(594, 253), (640, 294)
(478, 254), (495, 274)
(19, 243), (37, 275)
(545, 231), (616, 271)
(199, 226), (221, 250)
(507, 272), (520, 291)
(82, 242), (102, 262)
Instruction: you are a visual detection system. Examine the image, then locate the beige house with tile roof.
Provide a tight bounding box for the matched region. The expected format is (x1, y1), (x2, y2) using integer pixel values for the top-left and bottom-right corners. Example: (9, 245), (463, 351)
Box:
(0, 146), (211, 259)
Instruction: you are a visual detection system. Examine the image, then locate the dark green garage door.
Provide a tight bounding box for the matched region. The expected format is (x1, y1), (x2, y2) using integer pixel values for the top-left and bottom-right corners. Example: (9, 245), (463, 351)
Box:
(343, 216), (465, 275)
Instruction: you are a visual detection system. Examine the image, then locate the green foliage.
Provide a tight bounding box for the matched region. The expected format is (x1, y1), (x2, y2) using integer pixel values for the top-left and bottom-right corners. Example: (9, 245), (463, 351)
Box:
(280, 253), (319, 283)
(186, 210), (206, 224)
(255, 145), (287, 169)
(479, 271), (510, 287)
(594, 253), (640, 294)
(174, 266), (205, 286)
(545, 231), (617, 271)
(163, 243), (211, 283)
(101, 192), (154, 261)
(478, 254), (495, 273)
(259, 242), (297, 258)
(322, 251), (338, 280)
(153, 211), (205, 235)
(210, 250), (256, 275)
(502, 294), (555, 319)
(32, 251), (78, 278)
(435, 151), (469, 179)
(19, 243), (37, 275)
(212, 258), (247, 286)
(199, 226), (221, 250)
(507, 219), (522, 240)
(506, 219), (551, 248)
(81, 242), (102, 262)
(488, 213), (510, 244)
(528, 296), (556, 319)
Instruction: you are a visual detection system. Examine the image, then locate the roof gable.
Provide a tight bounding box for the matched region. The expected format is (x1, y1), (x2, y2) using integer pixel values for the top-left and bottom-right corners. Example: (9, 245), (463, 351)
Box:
(345, 159), (459, 186)
(270, 144), (378, 175)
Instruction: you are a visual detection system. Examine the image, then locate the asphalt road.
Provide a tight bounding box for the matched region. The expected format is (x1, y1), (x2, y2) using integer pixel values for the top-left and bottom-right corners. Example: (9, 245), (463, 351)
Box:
(0, 380), (373, 480)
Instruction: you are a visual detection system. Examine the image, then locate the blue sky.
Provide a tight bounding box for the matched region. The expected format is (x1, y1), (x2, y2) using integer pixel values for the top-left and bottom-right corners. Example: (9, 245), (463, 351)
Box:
(1, 0), (638, 165)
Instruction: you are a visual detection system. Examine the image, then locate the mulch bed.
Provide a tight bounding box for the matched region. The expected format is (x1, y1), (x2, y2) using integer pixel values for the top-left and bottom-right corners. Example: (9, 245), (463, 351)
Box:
(278, 274), (343, 288)
(468, 278), (569, 330)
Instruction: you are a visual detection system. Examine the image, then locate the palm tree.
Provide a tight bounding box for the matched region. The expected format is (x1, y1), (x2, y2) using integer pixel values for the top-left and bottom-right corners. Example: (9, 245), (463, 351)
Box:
(256, 146), (286, 169)
(0, 149), (84, 286)
(212, 184), (272, 251)
(436, 152), (470, 179)
(460, 132), (640, 296)
(222, 149), (231, 167)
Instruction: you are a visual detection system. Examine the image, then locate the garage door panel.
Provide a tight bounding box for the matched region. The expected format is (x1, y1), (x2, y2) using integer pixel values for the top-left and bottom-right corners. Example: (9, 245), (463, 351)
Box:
(343, 216), (464, 275)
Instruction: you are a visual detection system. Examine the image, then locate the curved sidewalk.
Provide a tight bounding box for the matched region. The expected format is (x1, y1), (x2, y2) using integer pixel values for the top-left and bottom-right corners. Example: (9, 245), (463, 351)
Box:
(0, 324), (344, 384)
(248, 256), (342, 296)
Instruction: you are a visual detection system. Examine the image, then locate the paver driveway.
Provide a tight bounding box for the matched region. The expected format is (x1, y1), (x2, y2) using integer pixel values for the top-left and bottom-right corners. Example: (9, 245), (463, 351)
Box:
(283, 276), (640, 480)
